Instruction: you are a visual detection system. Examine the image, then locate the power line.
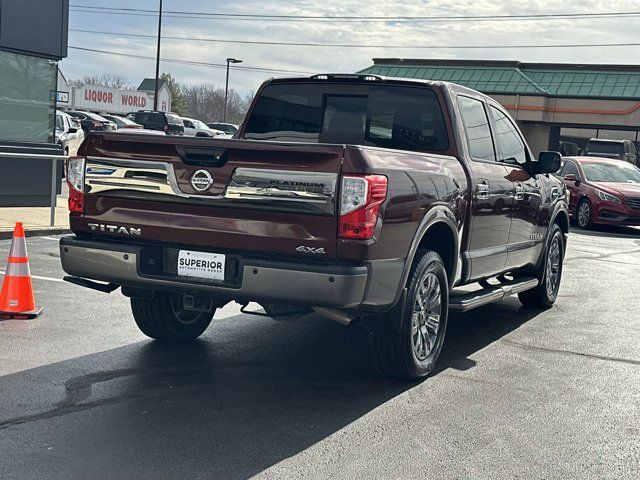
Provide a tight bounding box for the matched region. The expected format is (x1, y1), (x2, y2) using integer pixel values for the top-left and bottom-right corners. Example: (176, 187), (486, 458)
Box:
(68, 5), (640, 23)
(70, 28), (640, 50)
(68, 46), (314, 75)
(69, 28), (640, 50)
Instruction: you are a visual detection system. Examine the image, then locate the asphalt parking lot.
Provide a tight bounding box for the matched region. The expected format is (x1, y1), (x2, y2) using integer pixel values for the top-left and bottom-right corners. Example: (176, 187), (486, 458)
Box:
(1, 227), (639, 479)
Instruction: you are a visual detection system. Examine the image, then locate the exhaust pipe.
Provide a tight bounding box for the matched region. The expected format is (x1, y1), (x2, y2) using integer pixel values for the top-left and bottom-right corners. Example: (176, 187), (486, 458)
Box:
(312, 307), (356, 326)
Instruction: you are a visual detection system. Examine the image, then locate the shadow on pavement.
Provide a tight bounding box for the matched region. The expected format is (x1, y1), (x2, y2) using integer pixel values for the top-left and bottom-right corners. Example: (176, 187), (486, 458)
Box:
(569, 224), (640, 239)
(0, 300), (544, 480)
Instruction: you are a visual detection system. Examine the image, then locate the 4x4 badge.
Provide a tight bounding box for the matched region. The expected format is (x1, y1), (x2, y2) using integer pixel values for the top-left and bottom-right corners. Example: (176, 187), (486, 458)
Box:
(296, 245), (326, 255)
(191, 170), (213, 192)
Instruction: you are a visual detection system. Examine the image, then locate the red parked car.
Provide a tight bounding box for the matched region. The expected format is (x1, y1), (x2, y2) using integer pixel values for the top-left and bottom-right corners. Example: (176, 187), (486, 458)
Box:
(559, 156), (640, 228)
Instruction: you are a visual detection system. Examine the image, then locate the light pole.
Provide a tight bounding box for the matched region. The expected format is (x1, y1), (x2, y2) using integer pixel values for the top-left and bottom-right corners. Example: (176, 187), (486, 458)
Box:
(224, 58), (242, 122)
(153, 0), (163, 111)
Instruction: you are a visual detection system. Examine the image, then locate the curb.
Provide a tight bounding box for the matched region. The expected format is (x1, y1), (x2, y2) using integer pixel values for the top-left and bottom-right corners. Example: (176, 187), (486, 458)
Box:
(0, 228), (71, 240)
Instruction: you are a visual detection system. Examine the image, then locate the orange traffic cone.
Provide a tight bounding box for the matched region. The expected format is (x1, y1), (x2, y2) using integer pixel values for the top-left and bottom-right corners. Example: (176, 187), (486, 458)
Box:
(0, 223), (43, 320)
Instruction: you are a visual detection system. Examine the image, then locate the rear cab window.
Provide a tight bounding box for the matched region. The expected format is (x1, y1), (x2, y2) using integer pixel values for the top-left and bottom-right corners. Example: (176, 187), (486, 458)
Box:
(586, 141), (624, 156)
(166, 114), (183, 125)
(244, 81), (449, 153)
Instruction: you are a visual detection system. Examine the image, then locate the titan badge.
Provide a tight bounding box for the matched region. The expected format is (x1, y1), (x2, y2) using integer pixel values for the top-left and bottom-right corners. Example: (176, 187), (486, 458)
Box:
(88, 223), (142, 236)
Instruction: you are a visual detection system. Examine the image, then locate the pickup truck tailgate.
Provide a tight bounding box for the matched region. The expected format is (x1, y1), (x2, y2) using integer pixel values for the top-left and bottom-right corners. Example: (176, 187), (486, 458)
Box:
(75, 133), (344, 258)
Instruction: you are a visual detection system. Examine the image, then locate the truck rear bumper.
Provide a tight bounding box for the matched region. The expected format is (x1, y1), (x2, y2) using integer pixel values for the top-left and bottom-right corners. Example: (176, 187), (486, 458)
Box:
(59, 236), (401, 309)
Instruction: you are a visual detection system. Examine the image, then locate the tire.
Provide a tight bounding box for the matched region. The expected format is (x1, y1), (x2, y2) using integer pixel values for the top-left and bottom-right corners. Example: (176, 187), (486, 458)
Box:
(368, 250), (449, 380)
(262, 304), (309, 317)
(575, 198), (592, 229)
(131, 292), (215, 342)
(518, 224), (565, 308)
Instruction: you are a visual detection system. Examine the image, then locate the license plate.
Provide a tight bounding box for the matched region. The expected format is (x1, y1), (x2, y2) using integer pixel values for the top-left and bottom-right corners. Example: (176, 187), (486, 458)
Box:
(177, 250), (225, 281)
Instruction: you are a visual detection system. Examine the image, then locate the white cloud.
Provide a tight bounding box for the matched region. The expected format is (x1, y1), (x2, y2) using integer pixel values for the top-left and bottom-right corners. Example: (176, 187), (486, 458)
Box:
(62, 0), (640, 95)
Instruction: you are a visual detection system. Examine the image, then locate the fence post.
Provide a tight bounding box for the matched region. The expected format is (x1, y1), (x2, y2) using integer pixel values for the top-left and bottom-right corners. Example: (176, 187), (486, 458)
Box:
(50, 158), (57, 227)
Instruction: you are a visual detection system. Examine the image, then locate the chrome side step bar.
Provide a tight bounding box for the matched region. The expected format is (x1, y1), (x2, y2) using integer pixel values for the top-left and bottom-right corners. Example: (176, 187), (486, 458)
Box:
(449, 277), (539, 312)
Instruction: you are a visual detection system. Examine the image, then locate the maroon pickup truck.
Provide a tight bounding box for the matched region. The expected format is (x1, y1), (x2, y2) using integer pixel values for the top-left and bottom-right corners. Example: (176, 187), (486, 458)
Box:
(60, 74), (569, 380)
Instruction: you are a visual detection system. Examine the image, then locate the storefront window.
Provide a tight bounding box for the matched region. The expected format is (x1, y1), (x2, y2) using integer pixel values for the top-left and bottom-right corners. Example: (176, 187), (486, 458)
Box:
(0, 50), (57, 143)
(560, 127), (598, 139)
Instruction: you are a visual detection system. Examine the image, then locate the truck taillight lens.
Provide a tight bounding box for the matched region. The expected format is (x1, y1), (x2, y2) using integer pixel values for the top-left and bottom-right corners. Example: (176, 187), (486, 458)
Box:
(66, 156), (85, 213)
(339, 175), (387, 239)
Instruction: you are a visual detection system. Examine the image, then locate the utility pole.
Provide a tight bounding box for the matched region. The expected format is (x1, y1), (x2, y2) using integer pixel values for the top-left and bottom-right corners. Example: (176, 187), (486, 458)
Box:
(224, 58), (242, 122)
(153, 0), (163, 110)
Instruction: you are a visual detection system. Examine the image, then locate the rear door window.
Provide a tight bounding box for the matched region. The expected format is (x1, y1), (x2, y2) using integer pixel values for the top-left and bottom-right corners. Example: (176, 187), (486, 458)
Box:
(457, 96), (495, 161)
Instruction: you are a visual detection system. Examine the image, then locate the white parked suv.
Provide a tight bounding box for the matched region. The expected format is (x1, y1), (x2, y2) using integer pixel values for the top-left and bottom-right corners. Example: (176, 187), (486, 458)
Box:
(181, 117), (225, 137)
(55, 111), (85, 156)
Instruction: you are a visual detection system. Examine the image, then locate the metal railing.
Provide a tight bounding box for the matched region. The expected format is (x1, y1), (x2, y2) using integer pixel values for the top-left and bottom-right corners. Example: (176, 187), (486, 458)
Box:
(0, 151), (69, 227)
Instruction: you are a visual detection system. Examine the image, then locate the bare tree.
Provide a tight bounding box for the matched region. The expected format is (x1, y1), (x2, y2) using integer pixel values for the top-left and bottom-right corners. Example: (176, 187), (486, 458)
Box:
(182, 83), (252, 124)
(69, 73), (133, 89)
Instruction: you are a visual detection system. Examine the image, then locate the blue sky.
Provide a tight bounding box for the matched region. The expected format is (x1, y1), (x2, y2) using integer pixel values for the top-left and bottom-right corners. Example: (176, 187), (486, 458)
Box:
(63, 0), (640, 95)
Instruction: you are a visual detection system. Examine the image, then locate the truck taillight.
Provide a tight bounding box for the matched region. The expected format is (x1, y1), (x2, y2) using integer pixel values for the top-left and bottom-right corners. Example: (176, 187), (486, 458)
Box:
(339, 175), (387, 239)
(66, 156), (85, 213)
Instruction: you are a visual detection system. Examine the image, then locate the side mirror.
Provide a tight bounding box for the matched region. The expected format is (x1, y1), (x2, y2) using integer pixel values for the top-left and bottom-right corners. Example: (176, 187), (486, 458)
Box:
(536, 151), (562, 174)
(67, 127), (78, 134)
(563, 173), (580, 185)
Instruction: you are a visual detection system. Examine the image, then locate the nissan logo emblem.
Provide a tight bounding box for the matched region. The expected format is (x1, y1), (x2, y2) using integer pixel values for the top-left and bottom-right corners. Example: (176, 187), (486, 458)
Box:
(190, 169), (213, 192)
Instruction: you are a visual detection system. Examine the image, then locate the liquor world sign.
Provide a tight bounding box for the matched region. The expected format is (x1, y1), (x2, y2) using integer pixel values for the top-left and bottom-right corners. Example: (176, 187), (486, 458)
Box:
(72, 85), (151, 114)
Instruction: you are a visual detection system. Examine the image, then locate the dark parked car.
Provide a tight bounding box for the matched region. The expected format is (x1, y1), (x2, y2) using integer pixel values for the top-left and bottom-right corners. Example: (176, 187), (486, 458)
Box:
(66, 111), (117, 133)
(206, 122), (238, 135)
(126, 110), (184, 135)
(584, 138), (638, 165)
(559, 156), (640, 228)
(100, 114), (142, 130)
(61, 74), (568, 380)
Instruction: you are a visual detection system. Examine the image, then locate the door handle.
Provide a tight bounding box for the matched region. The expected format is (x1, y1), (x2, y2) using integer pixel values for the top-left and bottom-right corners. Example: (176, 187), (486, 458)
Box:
(515, 184), (525, 201)
(476, 182), (490, 200)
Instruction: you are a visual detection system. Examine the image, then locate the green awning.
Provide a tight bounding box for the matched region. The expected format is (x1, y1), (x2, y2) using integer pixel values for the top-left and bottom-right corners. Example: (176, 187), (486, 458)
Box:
(358, 61), (640, 99)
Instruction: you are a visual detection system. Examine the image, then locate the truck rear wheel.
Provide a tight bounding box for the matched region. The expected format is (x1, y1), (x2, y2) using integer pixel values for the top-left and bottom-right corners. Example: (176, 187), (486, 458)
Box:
(131, 292), (215, 342)
(368, 250), (449, 381)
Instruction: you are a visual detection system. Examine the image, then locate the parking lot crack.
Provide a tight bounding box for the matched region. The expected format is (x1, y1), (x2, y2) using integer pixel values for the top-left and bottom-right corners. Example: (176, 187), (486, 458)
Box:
(502, 339), (640, 366)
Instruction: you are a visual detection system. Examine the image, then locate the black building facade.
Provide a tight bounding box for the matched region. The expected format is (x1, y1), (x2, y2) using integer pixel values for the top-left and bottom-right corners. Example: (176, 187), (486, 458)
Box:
(0, 0), (69, 206)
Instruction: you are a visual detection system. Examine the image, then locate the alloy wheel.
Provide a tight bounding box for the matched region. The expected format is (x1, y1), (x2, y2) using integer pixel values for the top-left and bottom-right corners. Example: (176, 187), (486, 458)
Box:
(411, 271), (442, 361)
(545, 233), (562, 298)
(577, 201), (591, 228)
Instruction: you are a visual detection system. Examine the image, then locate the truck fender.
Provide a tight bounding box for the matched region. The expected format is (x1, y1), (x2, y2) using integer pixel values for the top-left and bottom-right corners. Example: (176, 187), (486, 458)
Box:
(384, 206), (459, 333)
(534, 202), (570, 271)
